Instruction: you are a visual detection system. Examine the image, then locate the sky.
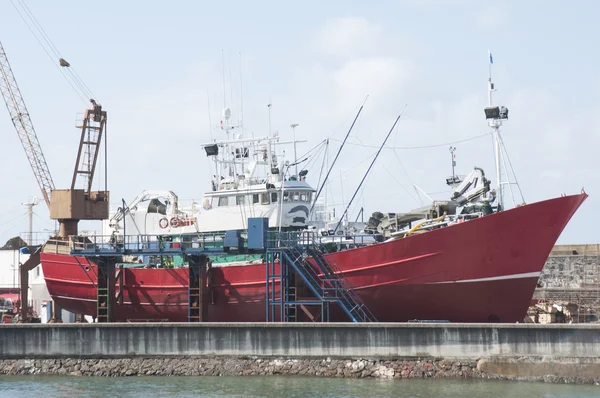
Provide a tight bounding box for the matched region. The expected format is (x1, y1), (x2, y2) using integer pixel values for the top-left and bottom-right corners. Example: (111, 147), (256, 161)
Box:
(0, 0), (598, 245)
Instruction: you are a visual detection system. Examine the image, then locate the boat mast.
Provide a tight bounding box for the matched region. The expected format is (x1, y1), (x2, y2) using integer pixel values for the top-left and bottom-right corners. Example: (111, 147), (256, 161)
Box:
(485, 50), (509, 211)
(333, 107), (406, 234)
(309, 98), (367, 217)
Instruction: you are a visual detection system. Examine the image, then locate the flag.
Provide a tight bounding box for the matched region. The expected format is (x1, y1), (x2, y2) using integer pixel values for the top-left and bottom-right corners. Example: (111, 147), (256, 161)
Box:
(488, 50), (493, 64)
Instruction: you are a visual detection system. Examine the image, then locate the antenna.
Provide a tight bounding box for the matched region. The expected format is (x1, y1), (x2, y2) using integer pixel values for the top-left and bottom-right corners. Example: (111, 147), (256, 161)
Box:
(229, 51), (233, 118)
(290, 123), (299, 177)
(488, 49), (494, 107)
(445, 146), (462, 188)
(267, 102), (272, 136)
(449, 146), (456, 180)
(221, 49), (226, 109)
(207, 90), (213, 140)
(239, 52), (244, 131)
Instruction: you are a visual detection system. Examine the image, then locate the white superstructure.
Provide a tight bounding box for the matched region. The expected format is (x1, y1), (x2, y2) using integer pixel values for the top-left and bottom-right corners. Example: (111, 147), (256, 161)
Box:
(104, 108), (316, 237)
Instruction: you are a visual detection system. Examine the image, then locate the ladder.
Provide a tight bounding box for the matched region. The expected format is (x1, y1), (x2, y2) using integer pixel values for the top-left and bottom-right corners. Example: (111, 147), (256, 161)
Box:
(266, 232), (376, 323)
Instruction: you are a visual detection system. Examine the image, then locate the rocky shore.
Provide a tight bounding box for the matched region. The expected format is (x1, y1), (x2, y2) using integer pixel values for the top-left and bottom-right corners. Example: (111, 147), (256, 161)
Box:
(0, 357), (597, 384)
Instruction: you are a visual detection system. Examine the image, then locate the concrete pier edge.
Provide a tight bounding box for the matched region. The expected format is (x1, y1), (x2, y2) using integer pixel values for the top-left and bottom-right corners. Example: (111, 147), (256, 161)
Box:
(1, 323), (599, 383)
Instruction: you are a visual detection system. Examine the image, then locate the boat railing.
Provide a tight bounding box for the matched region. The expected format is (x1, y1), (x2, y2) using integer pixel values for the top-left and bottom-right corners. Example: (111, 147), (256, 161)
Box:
(268, 230), (366, 292)
(267, 230), (378, 250)
(66, 232), (228, 255)
(44, 239), (72, 255)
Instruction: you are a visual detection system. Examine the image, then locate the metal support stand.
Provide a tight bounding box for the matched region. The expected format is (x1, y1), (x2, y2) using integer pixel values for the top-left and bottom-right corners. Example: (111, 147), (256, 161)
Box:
(266, 248), (329, 322)
(17, 247), (41, 323)
(96, 256), (116, 322)
(48, 300), (63, 323)
(188, 255), (209, 322)
(115, 264), (124, 306)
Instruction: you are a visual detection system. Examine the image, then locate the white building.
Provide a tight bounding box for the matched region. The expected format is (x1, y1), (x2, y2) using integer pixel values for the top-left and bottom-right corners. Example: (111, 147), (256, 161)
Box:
(0, 249), (53, 322)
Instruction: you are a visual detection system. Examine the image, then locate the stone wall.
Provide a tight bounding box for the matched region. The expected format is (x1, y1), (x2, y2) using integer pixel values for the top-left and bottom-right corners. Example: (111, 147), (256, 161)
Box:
(534, 245), (600, 312)
(539, 255), (600, 289)
(0, 356), (598, 384)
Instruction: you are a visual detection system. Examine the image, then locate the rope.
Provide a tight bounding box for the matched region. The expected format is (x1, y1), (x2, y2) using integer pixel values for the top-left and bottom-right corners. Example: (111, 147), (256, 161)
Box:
(10, 0), (96, 103)
(330, 132), (491, 150)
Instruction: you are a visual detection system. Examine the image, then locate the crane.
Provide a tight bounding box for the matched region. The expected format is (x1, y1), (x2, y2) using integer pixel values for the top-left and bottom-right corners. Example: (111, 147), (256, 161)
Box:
(0, 41), (55, 207)
(0, 40), (109, 322)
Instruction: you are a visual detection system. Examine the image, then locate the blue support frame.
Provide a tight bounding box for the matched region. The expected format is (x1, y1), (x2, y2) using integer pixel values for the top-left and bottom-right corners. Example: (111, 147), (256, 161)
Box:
(265, 232), (376, 323)
(70, 221), (376, 323)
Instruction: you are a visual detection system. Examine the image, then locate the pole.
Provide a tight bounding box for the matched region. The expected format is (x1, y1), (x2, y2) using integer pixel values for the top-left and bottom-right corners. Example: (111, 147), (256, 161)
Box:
(27, 204), (32, 245)
(449, 146), (456, 179)
(334, 106), (407, 233)
(309, 97), (368, 216)
(290, 123), (299, 177)
(268, 103), (272, 136)
(121, 198), (126, 252)
(487, 50), (503, 210)
(488, 49), (493, 107)
(22, 198), (39, 245)
(494, 127), (503, 210)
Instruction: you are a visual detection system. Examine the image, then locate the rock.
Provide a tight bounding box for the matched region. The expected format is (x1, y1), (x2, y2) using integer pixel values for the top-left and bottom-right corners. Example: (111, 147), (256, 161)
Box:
(0, 356), (592, 384)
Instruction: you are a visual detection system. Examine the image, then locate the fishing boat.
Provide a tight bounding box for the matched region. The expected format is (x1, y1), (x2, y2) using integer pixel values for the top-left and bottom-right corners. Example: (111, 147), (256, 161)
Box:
(39, 72), (588, 323)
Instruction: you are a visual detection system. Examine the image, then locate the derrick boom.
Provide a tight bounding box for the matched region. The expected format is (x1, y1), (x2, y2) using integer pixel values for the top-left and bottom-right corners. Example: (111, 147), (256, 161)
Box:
(0, 41), (54, 207)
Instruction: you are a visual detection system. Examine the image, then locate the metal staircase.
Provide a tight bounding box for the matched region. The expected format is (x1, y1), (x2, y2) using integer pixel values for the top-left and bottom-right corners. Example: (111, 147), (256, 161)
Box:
(266, 232), (376, 323)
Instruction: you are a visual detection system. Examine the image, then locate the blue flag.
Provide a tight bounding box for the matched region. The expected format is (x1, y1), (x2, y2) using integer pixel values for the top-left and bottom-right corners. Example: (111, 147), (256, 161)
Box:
(489, 51), (493, 64)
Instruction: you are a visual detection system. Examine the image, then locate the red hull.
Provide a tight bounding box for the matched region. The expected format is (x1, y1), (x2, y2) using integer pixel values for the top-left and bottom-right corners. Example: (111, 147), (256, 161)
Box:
(41, 193), (587, 323)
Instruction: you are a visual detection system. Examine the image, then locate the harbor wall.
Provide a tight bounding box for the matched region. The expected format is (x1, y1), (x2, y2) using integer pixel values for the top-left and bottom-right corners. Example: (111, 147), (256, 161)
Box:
(1, 323), (599, 359)
(2, 323), (600, 382)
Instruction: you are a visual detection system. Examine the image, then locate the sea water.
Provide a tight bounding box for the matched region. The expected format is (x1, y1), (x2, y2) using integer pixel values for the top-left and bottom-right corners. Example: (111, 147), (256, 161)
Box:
(0, 376), (598, 397)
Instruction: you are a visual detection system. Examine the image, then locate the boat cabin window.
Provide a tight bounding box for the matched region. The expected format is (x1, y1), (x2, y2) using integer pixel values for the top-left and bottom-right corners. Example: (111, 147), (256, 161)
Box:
(271, 192), (278, 203)
(252, 194), (259, 204)
(261, 193), (270, 205)
(282, 191), (313, 203)
(147, 198), (167, 215)
(236, 195), (245, 205)
(218, 196), (229, 207)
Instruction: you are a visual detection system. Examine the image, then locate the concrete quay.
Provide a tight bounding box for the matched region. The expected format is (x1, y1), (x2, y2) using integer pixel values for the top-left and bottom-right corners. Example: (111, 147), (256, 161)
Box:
(1, 322), (600, 359)
(0, 323), (599, 383)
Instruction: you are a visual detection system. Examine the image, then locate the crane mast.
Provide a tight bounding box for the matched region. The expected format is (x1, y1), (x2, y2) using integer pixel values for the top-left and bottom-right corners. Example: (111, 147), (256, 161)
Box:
(0, 41), (55, 207)
(71, 100), (106, 193)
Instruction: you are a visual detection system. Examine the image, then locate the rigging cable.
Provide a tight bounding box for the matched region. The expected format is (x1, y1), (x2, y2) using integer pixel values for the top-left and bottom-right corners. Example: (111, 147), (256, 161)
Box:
(296, 138), (327, 161)
(498, 131), (525, 204)
(330, 132), (490, 150)
(17, 0), (94, 98)
(9, 0), (95, 103)
(351, 134), (419, 204)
